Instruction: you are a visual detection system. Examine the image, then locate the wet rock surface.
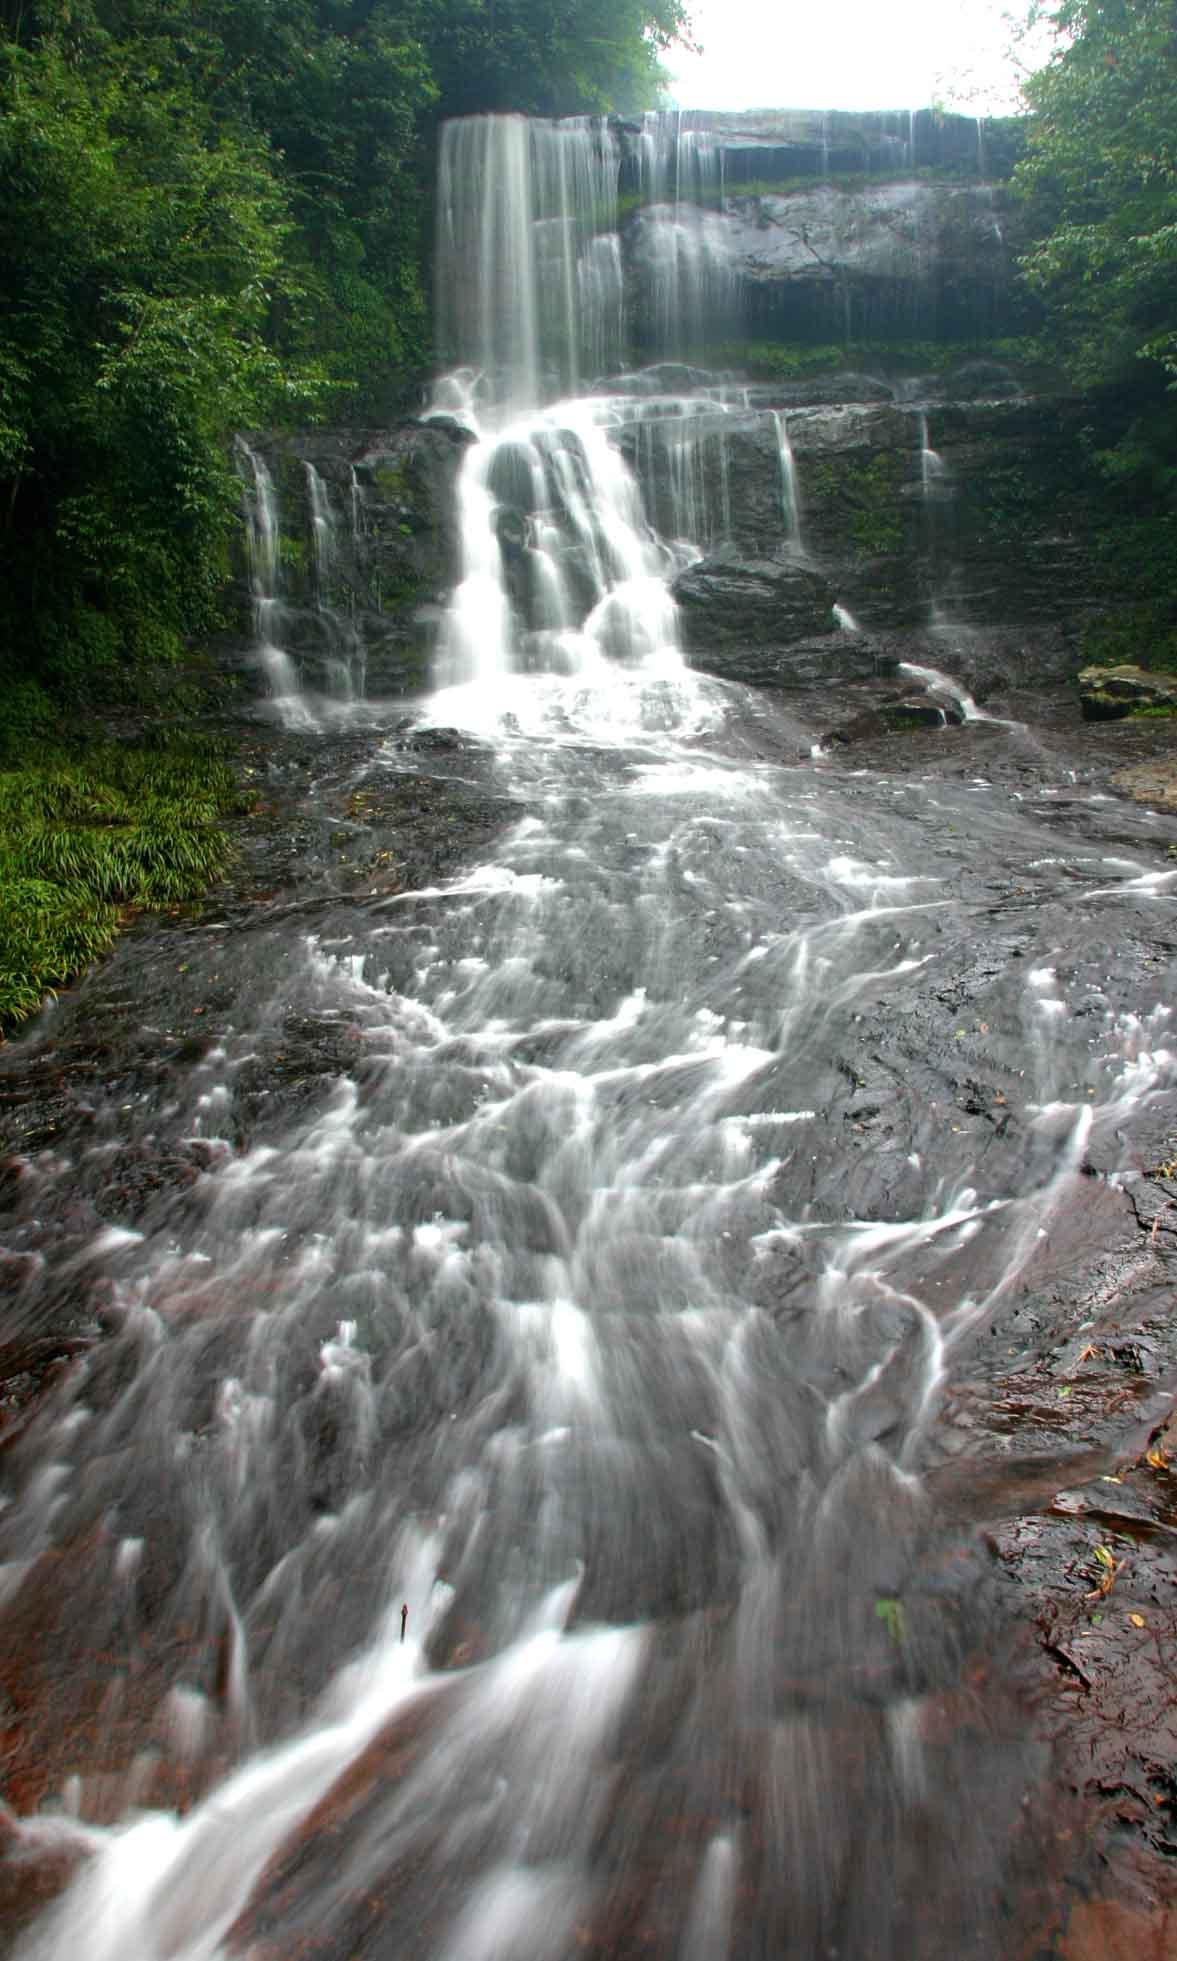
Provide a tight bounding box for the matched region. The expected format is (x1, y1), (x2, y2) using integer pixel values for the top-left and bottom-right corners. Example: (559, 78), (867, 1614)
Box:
(0, 679), (1175, 1956)
(673, 553), (836, 664)
(233, 419), (473, 699)
(1079, 663), (1177, 722)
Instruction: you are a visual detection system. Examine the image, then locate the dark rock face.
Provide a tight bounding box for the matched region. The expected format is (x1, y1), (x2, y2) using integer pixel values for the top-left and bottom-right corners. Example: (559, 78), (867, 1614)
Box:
(650, 385), (1105, 695)
(673, 554), (836, 676)
(238, 419), (473, 697)
(723, 180), (1020, 346)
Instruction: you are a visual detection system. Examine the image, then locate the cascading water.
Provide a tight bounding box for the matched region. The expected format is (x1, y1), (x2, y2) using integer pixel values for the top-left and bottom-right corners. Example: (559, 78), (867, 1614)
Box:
(435, 115), (624, 407)
(917, 408), (954, 627)
(3, 108), (1177, 1961)
(237, 439), (316, 728)
(305, 463), (366, 702)
(772, 408), (803, 551)
(431, 114), (705, 699)
(236, 445), (367, 725)
(631, 112), (735, 362)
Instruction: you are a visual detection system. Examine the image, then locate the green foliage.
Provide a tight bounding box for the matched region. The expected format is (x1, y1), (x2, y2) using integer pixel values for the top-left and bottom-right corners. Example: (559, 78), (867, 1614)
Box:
(709, 337), (1046, 381)
(874, 1597), (906, 1645)
(426, 0), (689, 117)
(1013, 2), (1177, 652)
(1016, 0), (1177, 390)
(0, 881), (120, 1028)
(0, 39), (328, 688)
(0, 742), (245, 1032)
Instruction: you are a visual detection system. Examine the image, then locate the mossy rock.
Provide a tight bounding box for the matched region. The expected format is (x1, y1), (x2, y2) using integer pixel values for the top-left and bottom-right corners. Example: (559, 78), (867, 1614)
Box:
(1078, 664), (1177, 721)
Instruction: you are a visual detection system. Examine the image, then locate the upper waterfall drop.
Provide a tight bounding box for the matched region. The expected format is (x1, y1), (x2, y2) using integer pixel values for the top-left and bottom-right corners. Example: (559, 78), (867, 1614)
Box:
(430, 112), (716, 706)
(435, 115), (625, 411)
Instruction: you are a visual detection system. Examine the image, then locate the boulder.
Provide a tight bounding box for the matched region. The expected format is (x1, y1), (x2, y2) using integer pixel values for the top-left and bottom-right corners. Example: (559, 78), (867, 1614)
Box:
(673, 555), (836, 680)
(825, 694), (963, 745)
(1078, 664), (1177, 721)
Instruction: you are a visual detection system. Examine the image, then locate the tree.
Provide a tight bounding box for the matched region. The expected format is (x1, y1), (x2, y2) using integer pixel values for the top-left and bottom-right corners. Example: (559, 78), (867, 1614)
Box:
(1015, 0), (1177, 670)
(424, 0), (690, 119)
(1015, 0), (1177, 389)
(0, 40), (324, 681)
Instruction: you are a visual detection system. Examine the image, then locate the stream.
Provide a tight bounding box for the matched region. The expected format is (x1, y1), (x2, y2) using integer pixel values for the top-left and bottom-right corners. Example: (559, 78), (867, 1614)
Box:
(1, 110), (1176, 1960)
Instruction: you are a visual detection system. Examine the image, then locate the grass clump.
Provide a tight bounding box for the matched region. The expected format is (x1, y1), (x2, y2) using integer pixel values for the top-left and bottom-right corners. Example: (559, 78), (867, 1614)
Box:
(0, 741), (248, 1033)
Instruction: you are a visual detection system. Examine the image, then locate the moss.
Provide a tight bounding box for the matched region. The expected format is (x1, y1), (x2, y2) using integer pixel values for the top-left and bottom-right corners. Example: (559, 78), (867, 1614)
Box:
(803, 451), (907, 555)
(1079, 691), (1177, 721)
(277, 534), (308, 575)
(371, 459), (415, 503)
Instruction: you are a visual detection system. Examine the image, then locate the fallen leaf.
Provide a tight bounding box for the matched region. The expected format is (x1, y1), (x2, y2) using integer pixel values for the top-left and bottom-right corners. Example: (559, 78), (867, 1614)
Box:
(874, 1598), (905, 1645)
(1129, 1613), (1146, 1628)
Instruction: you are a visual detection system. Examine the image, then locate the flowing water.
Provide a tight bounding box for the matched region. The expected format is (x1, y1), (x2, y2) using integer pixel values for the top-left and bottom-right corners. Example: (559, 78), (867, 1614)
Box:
(3, 112), (1177, 1960)
(237, 444), (367, 724)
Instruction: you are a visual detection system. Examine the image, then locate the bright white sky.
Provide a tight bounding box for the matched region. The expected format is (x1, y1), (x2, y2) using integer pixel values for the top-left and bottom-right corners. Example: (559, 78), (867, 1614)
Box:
(664, 0), (1038, 115)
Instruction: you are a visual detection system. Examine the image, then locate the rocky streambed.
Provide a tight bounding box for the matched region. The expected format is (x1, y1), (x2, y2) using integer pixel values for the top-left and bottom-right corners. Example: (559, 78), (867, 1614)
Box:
(0, 667), (1174, 1959)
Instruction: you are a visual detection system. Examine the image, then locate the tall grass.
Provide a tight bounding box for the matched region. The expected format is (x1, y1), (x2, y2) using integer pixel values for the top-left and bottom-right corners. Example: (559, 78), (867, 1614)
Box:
(0, 743), (247, 1032)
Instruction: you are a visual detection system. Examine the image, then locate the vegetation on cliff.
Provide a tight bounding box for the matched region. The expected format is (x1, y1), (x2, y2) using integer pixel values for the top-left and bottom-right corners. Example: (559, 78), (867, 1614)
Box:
(1016, 0), (1177, 390)
(1015, 0), (1177, 673)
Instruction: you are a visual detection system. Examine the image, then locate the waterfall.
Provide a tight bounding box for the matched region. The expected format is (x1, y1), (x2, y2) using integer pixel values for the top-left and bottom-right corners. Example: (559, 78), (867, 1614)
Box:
(631, 112), (736, 361)
(434, 396), (681, 695)
(305, 463), (366, 701)
(305, 459), (335, 594)
(429, 113), (782, 702)
(918, 410), (946, 503)
(772, 410), (803, 552)
(432, 115), (701, 700)
(9, 102), (1177, 1961)
(235, 439), (316, 728)
(434, 115), (622, 410)
(917, 408), (953, 626)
